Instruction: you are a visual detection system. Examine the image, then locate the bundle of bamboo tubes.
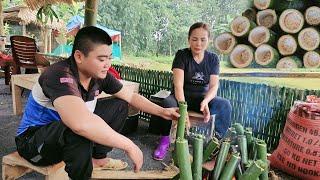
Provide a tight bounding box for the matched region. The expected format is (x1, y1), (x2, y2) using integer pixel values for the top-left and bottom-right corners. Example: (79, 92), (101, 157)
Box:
(214, 0), (320, 69)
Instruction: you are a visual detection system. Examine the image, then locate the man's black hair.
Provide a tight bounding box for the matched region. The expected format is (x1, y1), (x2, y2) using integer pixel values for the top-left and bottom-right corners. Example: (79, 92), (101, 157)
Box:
(71, 26), (112, 57)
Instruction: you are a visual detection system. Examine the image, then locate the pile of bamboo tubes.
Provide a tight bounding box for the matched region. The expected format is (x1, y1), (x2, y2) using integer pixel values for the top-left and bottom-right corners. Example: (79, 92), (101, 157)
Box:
(214, 0), (320, 69)
(173, 102), (269, 179)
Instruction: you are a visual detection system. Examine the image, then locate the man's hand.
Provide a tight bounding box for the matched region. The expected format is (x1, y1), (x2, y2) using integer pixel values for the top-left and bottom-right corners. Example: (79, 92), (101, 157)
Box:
(125, 142), (143, 173)
(160, 107), (180, 121)
(200, 100), (210, 122)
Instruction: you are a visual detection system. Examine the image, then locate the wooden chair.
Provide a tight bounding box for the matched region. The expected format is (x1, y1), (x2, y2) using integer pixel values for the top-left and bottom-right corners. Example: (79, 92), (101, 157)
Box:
(10, 36), (39, 75)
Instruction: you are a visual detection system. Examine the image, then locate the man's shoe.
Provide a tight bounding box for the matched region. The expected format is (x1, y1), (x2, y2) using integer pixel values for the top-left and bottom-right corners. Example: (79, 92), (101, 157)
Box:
(153, 136), (170, 161)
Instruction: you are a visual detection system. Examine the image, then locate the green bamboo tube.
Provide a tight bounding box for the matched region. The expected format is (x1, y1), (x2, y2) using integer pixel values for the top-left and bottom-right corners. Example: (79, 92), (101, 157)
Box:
(176, 101), (188, 140)
(256, 141), (268, 180)
(219, 153), (241, 180)
(213, 141), (231, 180)
(279, 9), (304, 34)
(238, 135), (249, 165)
(239, 160), (267, 180)
(244, 127), (253, 146)
(176, 138), (192, 180)
(214, 32), (237, 55)
(276, 56), (303, 69)
(203, 137), (219, 162)
(229, 44), (254, 68)
(250, 138), (258, 160)
(303, 51), (320, 68)
(224, 127), (235, 139)
(248, 26), (277, 48)
(254, 0), (275, 10)
(230, 16), (256, 37)
(192, 136), (204, 180)
(256, 9), (277, 29)
(298, 27), (320, 51)
(233, 123), (244, 135)
(254, 44), (280, 68)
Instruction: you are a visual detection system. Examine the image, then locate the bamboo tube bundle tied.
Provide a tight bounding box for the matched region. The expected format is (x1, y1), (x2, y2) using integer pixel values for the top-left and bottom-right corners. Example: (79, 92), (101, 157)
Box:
(303, 51), (320, 68)
(176, 138), (193, 180)
(298, 27), (320, 51)
(305, 6), (320, 26)
(256, 9), (277, 29)
(255, 44), (279, 68)
(192, 136), (203, 180)
(249, 26), (276, 47)
(276, 56), (303, 69)
(279, 9), (304, 34)
(231, 16), (256, 37)
(277, 34), (298, 56)
(230, 44), (254, 68)
(254, 0), (275, 10)
(214, 33), (237, 54)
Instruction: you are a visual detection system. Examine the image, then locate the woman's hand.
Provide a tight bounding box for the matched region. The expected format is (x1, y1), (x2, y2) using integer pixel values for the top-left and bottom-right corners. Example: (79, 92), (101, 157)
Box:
(200, 100), (210, 122)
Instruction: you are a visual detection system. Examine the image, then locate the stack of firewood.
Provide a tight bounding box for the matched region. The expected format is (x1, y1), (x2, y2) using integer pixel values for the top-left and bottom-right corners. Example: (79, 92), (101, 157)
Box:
(214, 0), (320, 69)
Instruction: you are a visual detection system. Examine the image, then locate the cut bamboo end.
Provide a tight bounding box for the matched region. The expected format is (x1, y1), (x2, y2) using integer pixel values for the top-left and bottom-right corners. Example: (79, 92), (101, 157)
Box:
(254, 0), (273, 10)
(276, 56), (302, 69)
(256, 9), (277, 28)
(305, 6), (320, 26)
(303, 51), (320, 68)
(298, 27), (320, 51)
(230, 16), (252, 37)
(214, 33), (236, 54)
(279, 9), (304, 34)
(277, 34), (297, 56)
(248, 26), (271, 47)
(230, 44), (254, 68)
(255, 44), (279, 67)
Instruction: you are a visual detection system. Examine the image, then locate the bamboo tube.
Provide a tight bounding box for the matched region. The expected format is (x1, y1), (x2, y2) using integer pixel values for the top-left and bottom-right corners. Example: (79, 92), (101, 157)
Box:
(305, 6), (320, 26)
(254, 0), (275, 10)
(212, 141), (231, 180)
(298, 27), (320, 51)
(238, 135), (249, 165)
(279, 9), (304, 34)
(256, 9), (277, 28)
(277, 34), (297, 56)
(192, 136), (203, 180)
(303, 51), (320, 68)
(230, 44), (254, 68)
(176, 138), (192, 180)
(242, 8), (257, 22)
(239, 160), (267, 180)
(244, 127), (253, 146)
(276, 56), (303, 69)
(256, 141), (268, 180)
(230, 16), (256, 37)
(176, 101), (188, 140)
(214, 33), (237, 54)
(233, 123), (244, 135)
(203, 137), (219, 162)
(255, 44), (279, 68)
(249, 26), (276, 47)
(219, 153), (241, 180)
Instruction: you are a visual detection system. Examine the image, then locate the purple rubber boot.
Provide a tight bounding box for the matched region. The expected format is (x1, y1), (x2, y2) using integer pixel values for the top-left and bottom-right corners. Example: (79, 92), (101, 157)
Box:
(153, 136), (170, 160)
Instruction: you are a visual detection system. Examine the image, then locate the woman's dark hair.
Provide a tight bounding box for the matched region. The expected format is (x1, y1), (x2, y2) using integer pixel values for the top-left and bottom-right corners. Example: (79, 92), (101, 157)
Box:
(71, 26), (112, 57)
(188, 22), (210, 39)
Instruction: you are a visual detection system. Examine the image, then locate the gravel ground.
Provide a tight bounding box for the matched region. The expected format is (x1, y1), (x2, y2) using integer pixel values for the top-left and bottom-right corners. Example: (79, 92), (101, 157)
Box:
(0, 77), (297, 179)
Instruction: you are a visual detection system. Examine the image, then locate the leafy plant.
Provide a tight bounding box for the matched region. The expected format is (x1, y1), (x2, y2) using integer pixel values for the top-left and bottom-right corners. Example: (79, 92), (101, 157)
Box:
(36, 4), (59, 24)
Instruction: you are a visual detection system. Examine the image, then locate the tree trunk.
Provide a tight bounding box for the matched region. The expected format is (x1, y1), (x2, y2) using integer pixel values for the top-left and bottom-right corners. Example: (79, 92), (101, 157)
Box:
(0, 0), (4, 51)
(84, 0), (99, 27)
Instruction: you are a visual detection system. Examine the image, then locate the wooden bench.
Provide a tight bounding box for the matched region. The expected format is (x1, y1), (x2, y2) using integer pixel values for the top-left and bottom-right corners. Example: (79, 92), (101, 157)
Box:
(2, 152), (68, 180)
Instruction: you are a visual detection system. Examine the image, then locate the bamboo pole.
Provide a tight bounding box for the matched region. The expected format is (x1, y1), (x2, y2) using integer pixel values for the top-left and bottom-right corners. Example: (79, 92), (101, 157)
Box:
(303, 51), (320, 68)
(176, 101), (187, 140)
(203, 137), (219, 162)
(176, 138), (192, 180)
(239, 160), (267, 180)
(214, 33), (236, 54)
(276, 56), (303, 69)
(254, 0), (275, 10)
(279, 9), (304, 34)
(277, 34), (297, 56)
(256, 141), (268, 180)
(219, 153), (241, 180)
(84, 0), (99, 26)
(256, 9), (277, 29)
(305, 6), (320, 26)
(230, 16), (256, 37)
(255, 44), (279, 67)
(249, 26), (276, 47)
(298, 27), (320, 51)
(192, 136), (203, 180)
(212, 141), (231, 180)
(230, 44), (254, 68)
(238, 135), (249, 165)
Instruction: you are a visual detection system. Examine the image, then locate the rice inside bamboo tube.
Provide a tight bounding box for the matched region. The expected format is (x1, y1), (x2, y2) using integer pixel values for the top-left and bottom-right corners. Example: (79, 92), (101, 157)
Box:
(303, 51), (320, 68)
(256, 9), (277, 28)
(214, 33), (236, 54)
(298, 27), (320, 51)
(230, 44), (254, 68)
(305, 6), (320, 26)
(254, 0), (274, 10)
(255, 44), (279, 67)
(276, 56), (302, 69)
(279, 9), (304, 34)
(249, 26), (274, 47)
(230, 16), (254, 37)
(277, 34), (297, 55)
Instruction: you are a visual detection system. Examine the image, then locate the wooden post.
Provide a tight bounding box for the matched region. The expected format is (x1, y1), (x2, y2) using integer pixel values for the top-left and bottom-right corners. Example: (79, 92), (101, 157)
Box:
(84, 0), (99, 26)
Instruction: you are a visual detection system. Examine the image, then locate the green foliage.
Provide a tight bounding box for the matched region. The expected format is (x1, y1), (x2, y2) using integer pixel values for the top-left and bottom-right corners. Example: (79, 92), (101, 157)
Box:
(36, 4), (59, 24)
(98, 0), (251, 57)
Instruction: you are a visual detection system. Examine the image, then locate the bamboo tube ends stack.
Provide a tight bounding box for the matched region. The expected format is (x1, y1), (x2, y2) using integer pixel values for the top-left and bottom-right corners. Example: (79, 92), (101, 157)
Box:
(276, 56), (303, 69)
(255, 44), (279, 67)
(277, 34), (297, 55)
(256, 9), (277, 28)
(303, 51), (320, 68)
(298, 27), (320, 51)
(305, 6), (320, 26)
(231, 16), (255, 37)
(214, 33), (236, 54)
(230, 44), (254, 68)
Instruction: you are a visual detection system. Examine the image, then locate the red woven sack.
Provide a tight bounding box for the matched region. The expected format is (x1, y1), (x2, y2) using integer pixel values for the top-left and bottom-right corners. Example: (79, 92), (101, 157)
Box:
(270, 95), (320, 180)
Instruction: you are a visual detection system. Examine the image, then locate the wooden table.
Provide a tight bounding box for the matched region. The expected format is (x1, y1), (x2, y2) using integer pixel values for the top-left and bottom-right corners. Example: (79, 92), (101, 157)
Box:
(11, 74), (140, 115)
